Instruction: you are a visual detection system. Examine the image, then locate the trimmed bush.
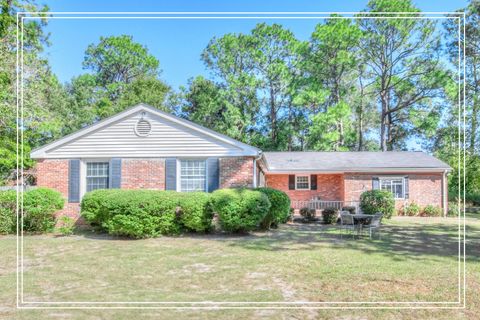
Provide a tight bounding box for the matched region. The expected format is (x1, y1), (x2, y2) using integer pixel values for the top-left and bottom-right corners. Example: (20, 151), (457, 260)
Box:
(341, 206), (356, 214)
(178, 192), (213, 232)
(360, 190), (395, 219)
(0, 188), (64, 234)
(0, 190), (16, 234)
(82, 190), (182, 238)
(322, 207), (338, 224)
(299, 207), (316, 221)
(255, 187), (290, 229)
(405, 202), (420, 216)
(209, 188), (270, 233)
(423, 205), (442, 217)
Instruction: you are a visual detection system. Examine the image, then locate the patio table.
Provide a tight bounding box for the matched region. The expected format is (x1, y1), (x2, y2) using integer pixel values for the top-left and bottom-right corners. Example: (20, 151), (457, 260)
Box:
(351, 214), (374, 232)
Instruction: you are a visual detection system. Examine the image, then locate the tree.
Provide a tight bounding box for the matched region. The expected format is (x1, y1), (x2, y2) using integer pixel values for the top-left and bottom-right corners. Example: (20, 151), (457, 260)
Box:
(0, 0), (66, 182)
(83, 35), (160, 87)
(358, 0), (449, 151)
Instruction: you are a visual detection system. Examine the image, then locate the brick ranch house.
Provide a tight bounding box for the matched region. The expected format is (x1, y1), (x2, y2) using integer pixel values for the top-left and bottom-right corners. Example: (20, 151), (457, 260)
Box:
(31, 103), (452, 219)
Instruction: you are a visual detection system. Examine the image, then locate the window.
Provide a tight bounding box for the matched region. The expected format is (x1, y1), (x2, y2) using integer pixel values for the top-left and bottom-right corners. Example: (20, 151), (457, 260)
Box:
(380, 177), (405, 199)
(180, 160), (206, 192)
(86, 162), (109, 192)
(295, 175), (310, 190)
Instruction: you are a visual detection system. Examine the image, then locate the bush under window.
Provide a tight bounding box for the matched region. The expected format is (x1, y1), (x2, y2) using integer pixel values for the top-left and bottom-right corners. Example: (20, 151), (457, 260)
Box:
(359, 189), (395, 219)
(299, 207), (316, 221)
(422, 204), (442, 217)
(405, 202), (420, 216)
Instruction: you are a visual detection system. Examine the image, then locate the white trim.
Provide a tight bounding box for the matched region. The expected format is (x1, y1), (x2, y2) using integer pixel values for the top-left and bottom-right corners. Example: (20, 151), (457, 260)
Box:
(81, 158), (111, 199)
(265, 168), (451, 174)
(177, 158), (208, 192)
(30, 104), (260, 159)
(295, 174), (310, 190)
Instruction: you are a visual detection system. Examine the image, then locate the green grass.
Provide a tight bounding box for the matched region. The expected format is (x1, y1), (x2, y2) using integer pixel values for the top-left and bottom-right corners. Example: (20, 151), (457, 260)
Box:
(1, 215), (479, 319)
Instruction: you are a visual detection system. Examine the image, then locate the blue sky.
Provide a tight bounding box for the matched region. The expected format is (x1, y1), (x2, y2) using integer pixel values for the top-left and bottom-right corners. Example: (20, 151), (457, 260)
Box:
(40, 0), (467, 89)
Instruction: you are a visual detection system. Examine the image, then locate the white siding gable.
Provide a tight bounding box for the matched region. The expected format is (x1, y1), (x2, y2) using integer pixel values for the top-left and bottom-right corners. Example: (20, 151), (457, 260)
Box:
(31, 105), (258, 159)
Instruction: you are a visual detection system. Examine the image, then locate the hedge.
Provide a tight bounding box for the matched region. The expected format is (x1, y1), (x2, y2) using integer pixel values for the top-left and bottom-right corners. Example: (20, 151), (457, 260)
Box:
(0, 187), (64, 234)
(177, 192), (213, 232)
(82, 190), (182, 238)
(322, 207), (338, 224)
(209, 188), (270, 233)
(255, 187), (290, 229)
(359, 190), (395, 219)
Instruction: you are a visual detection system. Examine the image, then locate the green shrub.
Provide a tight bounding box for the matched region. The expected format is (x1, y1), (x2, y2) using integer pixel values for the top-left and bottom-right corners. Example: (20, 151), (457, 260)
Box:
(322, 207), (338, 224)
(423, 205), (442, 217)
(465, 193), (480, 206)
(81, 190), (181, 238)
(447, 202), (460, 217)
(0, 190), (16, 234)
(255, 187), (291, 229)
(360, 190), (395, 219)
(299, 207), (316, 221)
(0, 188), (64, 234)
(209, 188), (270, 233)
(23, 188), (64, 232)
(57, 216), (75, 236)
(177, 192), (212, 232)
(341, 206), (356, 214)
(405, 202), (420, 216)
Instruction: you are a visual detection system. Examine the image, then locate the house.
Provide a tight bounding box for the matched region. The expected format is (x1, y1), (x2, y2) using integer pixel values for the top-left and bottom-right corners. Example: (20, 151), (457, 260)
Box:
(31, 103), (452, 218)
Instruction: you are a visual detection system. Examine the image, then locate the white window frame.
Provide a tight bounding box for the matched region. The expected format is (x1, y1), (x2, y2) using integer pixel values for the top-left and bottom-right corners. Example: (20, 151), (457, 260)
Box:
(295, 174), (310, 190)
(177, 158), (207, 192)
(379, 176), (405, 200)
(80, 158), (111, 199)
(85, 161), (110, 193)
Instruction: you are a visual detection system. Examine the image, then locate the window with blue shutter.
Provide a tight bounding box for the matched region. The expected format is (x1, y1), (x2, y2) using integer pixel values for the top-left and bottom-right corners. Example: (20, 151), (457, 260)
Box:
(165, 158), (177, 191)
(109, 158), (122, 189)
(207, 158), (219, 192)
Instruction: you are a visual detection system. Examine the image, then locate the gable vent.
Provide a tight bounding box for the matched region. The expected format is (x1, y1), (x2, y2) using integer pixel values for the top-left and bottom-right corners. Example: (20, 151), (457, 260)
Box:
(135, 119), (152, 137)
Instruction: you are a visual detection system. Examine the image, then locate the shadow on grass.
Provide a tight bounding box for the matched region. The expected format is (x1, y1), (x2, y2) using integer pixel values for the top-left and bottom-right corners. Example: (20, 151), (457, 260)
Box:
(225, 221), (480, 263)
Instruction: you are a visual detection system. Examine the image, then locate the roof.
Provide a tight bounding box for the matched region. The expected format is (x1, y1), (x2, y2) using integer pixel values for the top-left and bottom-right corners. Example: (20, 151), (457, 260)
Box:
(261, 151), (451, 173)
(30, 103), (260, 159)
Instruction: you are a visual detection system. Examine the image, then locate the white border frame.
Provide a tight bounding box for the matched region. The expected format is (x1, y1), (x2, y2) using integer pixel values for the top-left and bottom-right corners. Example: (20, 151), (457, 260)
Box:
(295, 174), (311, 190)
(16, 11), (466, 310)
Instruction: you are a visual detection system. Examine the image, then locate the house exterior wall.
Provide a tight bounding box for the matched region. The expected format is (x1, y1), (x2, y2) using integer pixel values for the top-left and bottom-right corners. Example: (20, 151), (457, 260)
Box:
(121, 159), (165, 190)
(36, 159), (81, 220)
(265, 174), (344, 202)
(343, 172), (445, 212)
(220, 157), (254, 188)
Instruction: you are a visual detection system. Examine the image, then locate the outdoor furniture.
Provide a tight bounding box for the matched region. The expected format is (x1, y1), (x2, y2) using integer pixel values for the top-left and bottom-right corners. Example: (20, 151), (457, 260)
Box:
(365, 213), (383, 239)
(340, 212), (358, 237)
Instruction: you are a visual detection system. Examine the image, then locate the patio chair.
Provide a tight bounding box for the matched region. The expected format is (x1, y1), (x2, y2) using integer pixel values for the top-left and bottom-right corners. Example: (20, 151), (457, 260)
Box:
(340, 212), (357, 237)
(366, 213), (383, 239)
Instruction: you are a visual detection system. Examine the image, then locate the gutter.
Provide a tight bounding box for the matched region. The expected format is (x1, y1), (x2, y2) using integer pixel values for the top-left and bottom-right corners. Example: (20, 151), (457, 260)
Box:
(252, 151), (263, 188)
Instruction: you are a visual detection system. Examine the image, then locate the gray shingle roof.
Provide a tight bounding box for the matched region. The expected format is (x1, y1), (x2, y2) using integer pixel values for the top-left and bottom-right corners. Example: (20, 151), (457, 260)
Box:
(262, 151), (451, 172)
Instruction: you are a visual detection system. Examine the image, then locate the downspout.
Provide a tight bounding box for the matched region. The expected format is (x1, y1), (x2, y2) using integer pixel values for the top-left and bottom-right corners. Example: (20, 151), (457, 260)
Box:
(443, 170), (448, 217)
(252, 151), (263, 188)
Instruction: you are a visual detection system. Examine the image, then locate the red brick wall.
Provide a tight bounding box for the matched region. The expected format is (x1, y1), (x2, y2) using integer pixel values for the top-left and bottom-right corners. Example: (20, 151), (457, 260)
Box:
(265, 174), (344, 202)
(35, 159), (81, 220)
(121, 159), (165, 190)
(344, 172), (445, 210)
(219, 157), (254, 188)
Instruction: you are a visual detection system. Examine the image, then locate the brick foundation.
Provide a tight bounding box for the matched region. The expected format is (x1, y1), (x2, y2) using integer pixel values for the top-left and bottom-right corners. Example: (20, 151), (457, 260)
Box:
(219, 157), (254, 188)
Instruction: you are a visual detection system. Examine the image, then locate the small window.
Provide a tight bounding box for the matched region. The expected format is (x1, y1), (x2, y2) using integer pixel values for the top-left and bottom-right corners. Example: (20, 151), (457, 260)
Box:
(380, 177), (405, 199)
(86, 162), (109, 192)
(295, 175), (310, 190)
(180, 160), (206, 192)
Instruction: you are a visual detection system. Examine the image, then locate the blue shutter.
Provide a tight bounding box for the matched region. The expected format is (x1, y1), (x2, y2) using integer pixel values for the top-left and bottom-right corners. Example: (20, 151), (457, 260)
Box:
(68, 159), (80, 203)
(372, 177), (380, 190)
(165, 158), (177, 191)
(207, 158), (219, 192)
(404, 176), (409, 199)
(109, 158), (122, 189)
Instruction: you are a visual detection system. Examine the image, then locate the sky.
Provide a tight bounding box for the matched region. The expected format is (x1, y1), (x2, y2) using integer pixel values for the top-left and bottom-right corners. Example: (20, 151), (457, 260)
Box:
(39, 0), (468, 89)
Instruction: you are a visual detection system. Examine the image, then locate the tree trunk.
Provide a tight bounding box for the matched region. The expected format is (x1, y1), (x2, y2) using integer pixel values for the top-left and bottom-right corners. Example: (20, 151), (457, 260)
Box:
(380, 91), (388, 152)
(470, 62), (479, 154)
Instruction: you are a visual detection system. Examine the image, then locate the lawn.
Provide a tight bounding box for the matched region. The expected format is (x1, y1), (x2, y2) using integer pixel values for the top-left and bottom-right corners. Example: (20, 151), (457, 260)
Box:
(1, 215), (479, 319)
